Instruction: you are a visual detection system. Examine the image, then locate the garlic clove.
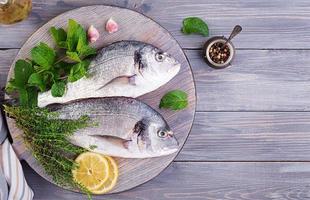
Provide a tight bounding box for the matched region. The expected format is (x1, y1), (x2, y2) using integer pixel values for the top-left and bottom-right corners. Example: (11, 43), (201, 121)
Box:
(87, 25), (99, 43)
(106, 18), (119, 34)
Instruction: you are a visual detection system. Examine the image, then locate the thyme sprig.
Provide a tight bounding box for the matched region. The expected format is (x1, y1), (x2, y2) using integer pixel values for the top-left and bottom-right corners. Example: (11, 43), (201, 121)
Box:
(4, 105), (92, 198)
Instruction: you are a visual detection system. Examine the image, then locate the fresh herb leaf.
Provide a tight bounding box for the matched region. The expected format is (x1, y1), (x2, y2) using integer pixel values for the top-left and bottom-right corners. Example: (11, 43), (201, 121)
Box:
(78, 46), (96, 58)
(54, 61), (74, 75)
(67, 19), (85, 52)
(5, 60), (38, 107)
(181, 17), (209, 36)
(89, 145), (97, 150)
(76, 32), (87, 53)
(68, 60), (90, 82)
(14, 59), (34, 87)
(159, 90), (188, 110)
(66, 51), (81, 62)
(18, 88), (28, 107)
(28, 73), (46, 92)
(31, 42), (56, 70)
(5, 79), (19, 93)
(51, 81), (66, 97)
(76, 27), (96, 58)
(50, 27), (67, 48)
(27, 87), (38, 107)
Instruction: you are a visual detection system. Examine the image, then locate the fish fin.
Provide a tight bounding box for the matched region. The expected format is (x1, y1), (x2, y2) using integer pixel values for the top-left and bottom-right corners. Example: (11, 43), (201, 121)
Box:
(123, 140), (131, 149)
(96, 75), (136, 91)
(91, 135), (131, 149)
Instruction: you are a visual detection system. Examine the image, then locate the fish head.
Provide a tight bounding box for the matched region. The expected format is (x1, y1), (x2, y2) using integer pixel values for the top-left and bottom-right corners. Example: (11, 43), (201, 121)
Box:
(134, 45), (181, 89)
(131, 118), (179, 157)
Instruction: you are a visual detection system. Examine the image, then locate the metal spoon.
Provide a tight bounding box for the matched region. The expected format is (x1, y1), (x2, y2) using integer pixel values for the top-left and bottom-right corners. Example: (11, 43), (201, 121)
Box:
(222, 25), (242, 48)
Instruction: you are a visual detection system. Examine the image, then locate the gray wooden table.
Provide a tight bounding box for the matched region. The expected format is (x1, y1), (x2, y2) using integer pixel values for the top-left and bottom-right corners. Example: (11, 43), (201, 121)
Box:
(1, 0), (310, 199)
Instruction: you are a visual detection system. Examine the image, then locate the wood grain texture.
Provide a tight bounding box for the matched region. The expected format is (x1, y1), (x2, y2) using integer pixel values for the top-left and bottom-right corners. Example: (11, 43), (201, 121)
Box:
(1, 0), (310, 49)
(22, 161), (310, 200)
(5, 5), (196, 194)
(188, 49), (310, 111)
(178, 112), (310, 161)
(3, 49), (310, 111)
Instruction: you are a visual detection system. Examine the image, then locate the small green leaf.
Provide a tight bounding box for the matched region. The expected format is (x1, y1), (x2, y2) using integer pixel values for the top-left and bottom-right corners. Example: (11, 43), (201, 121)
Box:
(67, 19), (85, 52)
(66, 51), (81, 62)
(14, 59), (34, 87)
(58, 41), (68, 49)
(50, 27), (67, 48)
(5, 79), (20, 93)
(181, 17), (209, 36)
(76, 33), (87, 54)
(27, 87), (38, 108)
(78, 46), (96, 58)
(31, 42), (56, 70)
(68, 60), (90, 82)
(159, 90), (188, 110)
(51, 81), (66, 97)
(18, 88), (28, 107)
(28, 73), (46, 92)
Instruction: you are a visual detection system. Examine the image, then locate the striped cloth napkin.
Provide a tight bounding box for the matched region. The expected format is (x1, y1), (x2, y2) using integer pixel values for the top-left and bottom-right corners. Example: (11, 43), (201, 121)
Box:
(0, 113), (34, 200)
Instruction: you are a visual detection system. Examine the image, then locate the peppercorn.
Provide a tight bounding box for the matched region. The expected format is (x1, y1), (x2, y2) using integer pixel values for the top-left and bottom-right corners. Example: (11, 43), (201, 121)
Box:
(209, 42), (230, 64)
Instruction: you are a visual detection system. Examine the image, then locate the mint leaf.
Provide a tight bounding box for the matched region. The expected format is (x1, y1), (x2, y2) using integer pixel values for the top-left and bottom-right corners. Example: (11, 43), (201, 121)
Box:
(28, 73), (46, 92)
(18, 88), (28, 107)
(50, 27), (67, 48)
(66, 51), (81, 62)
(76, 32), (87, 53)
(68, 60), (90, 82)
(27, 87), (38, 108)
(5, 79), (18, 93)
(31, 42), (56, 70)
(14, 59), (34, 87)
(76, 28), (96, 58)
(67, 19), (84, 52)
(51, 81), (66, 97)
(181, 17), (209, 36)
(159, 90), (188, 110)
(79, 46), (96, 58)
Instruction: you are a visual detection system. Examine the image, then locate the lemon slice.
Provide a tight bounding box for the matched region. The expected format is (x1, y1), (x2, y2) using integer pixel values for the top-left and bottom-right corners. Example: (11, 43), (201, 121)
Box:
(92, 156), (119, 194)
(72, 152), (110, 192)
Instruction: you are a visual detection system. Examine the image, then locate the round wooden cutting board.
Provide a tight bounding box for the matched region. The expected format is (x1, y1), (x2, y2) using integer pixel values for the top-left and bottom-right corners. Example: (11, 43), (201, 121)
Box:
(6, 5), (196, 194)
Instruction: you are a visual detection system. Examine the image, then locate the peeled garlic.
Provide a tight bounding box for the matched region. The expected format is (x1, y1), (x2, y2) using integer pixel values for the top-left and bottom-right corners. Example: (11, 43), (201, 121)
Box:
(105, 18), (119, 33)
(87, 25), (99, 43)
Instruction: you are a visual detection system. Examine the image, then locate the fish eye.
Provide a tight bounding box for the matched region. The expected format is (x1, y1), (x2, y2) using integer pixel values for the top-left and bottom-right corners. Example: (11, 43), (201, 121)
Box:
(155, 52), (166, 62)
(157, 130), (168, 138)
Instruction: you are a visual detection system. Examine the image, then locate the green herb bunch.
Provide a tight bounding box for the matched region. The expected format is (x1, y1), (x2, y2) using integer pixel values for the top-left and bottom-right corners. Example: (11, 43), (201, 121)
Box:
(6, 19), (96, 107)
(4, 105), (93, 197)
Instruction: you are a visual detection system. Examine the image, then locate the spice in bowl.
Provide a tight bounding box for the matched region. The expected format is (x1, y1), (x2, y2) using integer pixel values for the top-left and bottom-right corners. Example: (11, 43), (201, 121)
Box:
(203, 36), (235, 69)
(209, 42), (230, 64)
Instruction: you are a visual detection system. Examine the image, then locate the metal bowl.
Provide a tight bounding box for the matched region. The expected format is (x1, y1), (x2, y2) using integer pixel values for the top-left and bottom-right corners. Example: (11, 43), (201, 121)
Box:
(203, 36), (235, 69)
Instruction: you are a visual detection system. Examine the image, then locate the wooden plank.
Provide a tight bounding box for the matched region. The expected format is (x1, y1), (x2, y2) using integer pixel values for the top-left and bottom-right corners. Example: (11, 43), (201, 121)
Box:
(178, 112), (310, 161)
(22, 161), (310, 199)
(187, 49), (310, 111)
(3, 49), (310, 111)
(1, 0), (310, 49)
